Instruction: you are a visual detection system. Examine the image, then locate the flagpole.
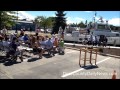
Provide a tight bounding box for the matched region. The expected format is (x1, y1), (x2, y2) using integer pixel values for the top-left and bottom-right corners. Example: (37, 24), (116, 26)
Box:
(94, 11), (97, 23)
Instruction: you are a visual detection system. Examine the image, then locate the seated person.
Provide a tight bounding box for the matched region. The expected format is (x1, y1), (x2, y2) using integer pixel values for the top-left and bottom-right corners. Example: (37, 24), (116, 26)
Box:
(9, 37), (23, 61)
(18, 35), (24, 40)
(20, 29), (24, 36)
(58, 38), (65, 53)
(32, 36), (43, 59)
(9, 33), (17, 42)
(51, 35), (55, 43)
(53, 37), (59, 51)
(46, 38), (53, 49)
(45, 35), (49, 41)
(2, 37), (10, 52)
(46, 38), (54, 55)
(23, 34), (29, 43)
(59, 38), (64, 47)
(39, 37), (47, 50)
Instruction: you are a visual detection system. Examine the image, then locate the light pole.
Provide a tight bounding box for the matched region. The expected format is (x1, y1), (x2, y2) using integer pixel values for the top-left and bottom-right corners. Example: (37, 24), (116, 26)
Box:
(15, 11), (18, 33)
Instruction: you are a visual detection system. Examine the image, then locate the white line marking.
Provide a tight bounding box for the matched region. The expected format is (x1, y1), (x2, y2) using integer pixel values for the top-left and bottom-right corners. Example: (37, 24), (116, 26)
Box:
(61, 57), (111, 78)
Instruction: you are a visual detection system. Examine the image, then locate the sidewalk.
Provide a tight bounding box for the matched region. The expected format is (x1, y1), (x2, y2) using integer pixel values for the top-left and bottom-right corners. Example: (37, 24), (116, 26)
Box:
(64, 43), (120, 57)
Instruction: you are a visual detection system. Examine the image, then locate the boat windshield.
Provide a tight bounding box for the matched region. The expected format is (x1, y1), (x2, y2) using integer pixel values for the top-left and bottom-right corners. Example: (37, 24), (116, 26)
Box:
(97, 24), (111, 30)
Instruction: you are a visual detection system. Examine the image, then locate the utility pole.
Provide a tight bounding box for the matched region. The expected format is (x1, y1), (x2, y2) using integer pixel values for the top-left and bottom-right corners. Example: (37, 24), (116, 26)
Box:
(93, 11), (97, 23)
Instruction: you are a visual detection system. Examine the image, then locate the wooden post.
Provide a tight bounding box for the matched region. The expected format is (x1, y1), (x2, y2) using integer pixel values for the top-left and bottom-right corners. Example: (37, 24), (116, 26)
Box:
(90, 50), (92, 65)
(95, 49), (98, 65)
(84, 50), (87, 66)
(79, 49), (81, 67)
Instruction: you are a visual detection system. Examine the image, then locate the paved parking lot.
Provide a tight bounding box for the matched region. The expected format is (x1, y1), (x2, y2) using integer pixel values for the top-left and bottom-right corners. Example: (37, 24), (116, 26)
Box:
(0, 48), (120, 79)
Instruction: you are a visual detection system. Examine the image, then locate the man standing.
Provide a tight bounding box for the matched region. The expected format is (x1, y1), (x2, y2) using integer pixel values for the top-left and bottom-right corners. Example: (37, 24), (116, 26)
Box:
(35, 28), (39, 36)
(1, 26), (8, 36)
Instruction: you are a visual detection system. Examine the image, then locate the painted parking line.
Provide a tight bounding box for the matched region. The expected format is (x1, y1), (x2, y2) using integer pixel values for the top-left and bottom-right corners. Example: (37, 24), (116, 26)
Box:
(61, 57), (111, 78)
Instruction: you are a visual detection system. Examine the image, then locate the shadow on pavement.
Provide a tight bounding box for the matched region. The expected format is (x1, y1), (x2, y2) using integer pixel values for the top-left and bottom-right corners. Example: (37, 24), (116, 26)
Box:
(27, 57), (40, 62)
(81, 65), (99, 70)
(23, 54), (31, 58)
(0, 56), (6, 63)
(3, 60), (21, 66)
(42, 54), (53, 58)
(0, 56), (22, 66)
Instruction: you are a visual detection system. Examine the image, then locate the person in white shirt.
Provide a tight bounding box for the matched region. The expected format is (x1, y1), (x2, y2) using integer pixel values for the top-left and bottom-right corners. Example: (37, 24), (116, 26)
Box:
(88, 34), (93, 45)
(39, 37), (46, 49)
(1, 27), (8, 35)
(9, 33), (16, 42)
(3, 37), (10, 52)
(51, 35), (55, 43)
(46, 38), (53, 49)
(46, 38), (54, 55)
(35, 29), (39, 36)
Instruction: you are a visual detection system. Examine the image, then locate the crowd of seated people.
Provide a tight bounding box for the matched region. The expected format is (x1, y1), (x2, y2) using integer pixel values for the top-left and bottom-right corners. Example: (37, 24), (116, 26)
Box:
(0, 31), (65, 62)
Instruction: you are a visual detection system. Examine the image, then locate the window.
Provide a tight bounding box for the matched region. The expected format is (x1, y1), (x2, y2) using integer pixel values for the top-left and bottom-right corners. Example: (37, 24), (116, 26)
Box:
(116, 34), (119, 36)
(98, 25), (106, 29)
(79, 38), (82, 40)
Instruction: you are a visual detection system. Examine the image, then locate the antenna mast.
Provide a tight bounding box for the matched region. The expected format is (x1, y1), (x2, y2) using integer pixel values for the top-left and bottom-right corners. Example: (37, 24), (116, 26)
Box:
(93, 11), (97, 23)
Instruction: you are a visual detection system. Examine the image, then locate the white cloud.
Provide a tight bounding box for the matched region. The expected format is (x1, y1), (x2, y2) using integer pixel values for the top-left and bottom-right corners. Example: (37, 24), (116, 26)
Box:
(51, 14), (56, 17)
(66, 17), (85, 24)
(95, 17), (106, 21)
(108, 18), (120, 26)
(95, 17), (120, 26)
(7, 11), (35, 21)
(18, 11), (35, 20)
(84, 11), (92, 13)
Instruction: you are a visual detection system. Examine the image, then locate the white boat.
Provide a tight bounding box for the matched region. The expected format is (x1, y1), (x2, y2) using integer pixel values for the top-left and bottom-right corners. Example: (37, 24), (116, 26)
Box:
(90, 22), (120, 45)
(63, 13), (120, 45)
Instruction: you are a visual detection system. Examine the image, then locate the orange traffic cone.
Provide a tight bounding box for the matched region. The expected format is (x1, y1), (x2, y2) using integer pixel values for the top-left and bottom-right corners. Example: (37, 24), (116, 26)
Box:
(112, 70), (116, 79)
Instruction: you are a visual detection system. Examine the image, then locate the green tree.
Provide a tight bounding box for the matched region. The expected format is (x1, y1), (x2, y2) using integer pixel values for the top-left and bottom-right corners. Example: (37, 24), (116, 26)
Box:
(78, 21), (86, 28)
(34, 16), (54, 33)
(52, 11), (67, 34)
(46, 17), (55, 28)
(0, 11), (17, 30)
(34, 16), (41, 29)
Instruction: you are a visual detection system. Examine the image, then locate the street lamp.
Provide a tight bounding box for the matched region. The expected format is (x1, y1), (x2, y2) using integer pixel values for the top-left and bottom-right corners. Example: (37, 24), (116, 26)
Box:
(15, 11), (18, 33)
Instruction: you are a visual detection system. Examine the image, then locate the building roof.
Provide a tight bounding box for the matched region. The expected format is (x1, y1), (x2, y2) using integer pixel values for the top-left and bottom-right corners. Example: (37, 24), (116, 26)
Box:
(17, 20), (33, 23)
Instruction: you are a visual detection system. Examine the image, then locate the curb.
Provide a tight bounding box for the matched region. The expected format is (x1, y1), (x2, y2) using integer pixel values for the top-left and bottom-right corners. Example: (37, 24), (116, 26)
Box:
(65, 44), (120, 58)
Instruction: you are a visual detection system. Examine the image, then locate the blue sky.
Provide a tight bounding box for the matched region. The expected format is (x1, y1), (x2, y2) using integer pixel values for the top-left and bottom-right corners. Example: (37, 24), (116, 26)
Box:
(18, 11), (120, 26)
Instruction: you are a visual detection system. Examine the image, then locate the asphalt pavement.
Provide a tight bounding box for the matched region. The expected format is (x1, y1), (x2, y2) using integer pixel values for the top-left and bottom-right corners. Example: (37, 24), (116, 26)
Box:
(0, 48), (120, 79)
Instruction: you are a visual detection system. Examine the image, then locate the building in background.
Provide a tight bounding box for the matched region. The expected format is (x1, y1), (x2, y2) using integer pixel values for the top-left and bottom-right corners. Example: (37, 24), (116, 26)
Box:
(12, 19), (36, 31)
